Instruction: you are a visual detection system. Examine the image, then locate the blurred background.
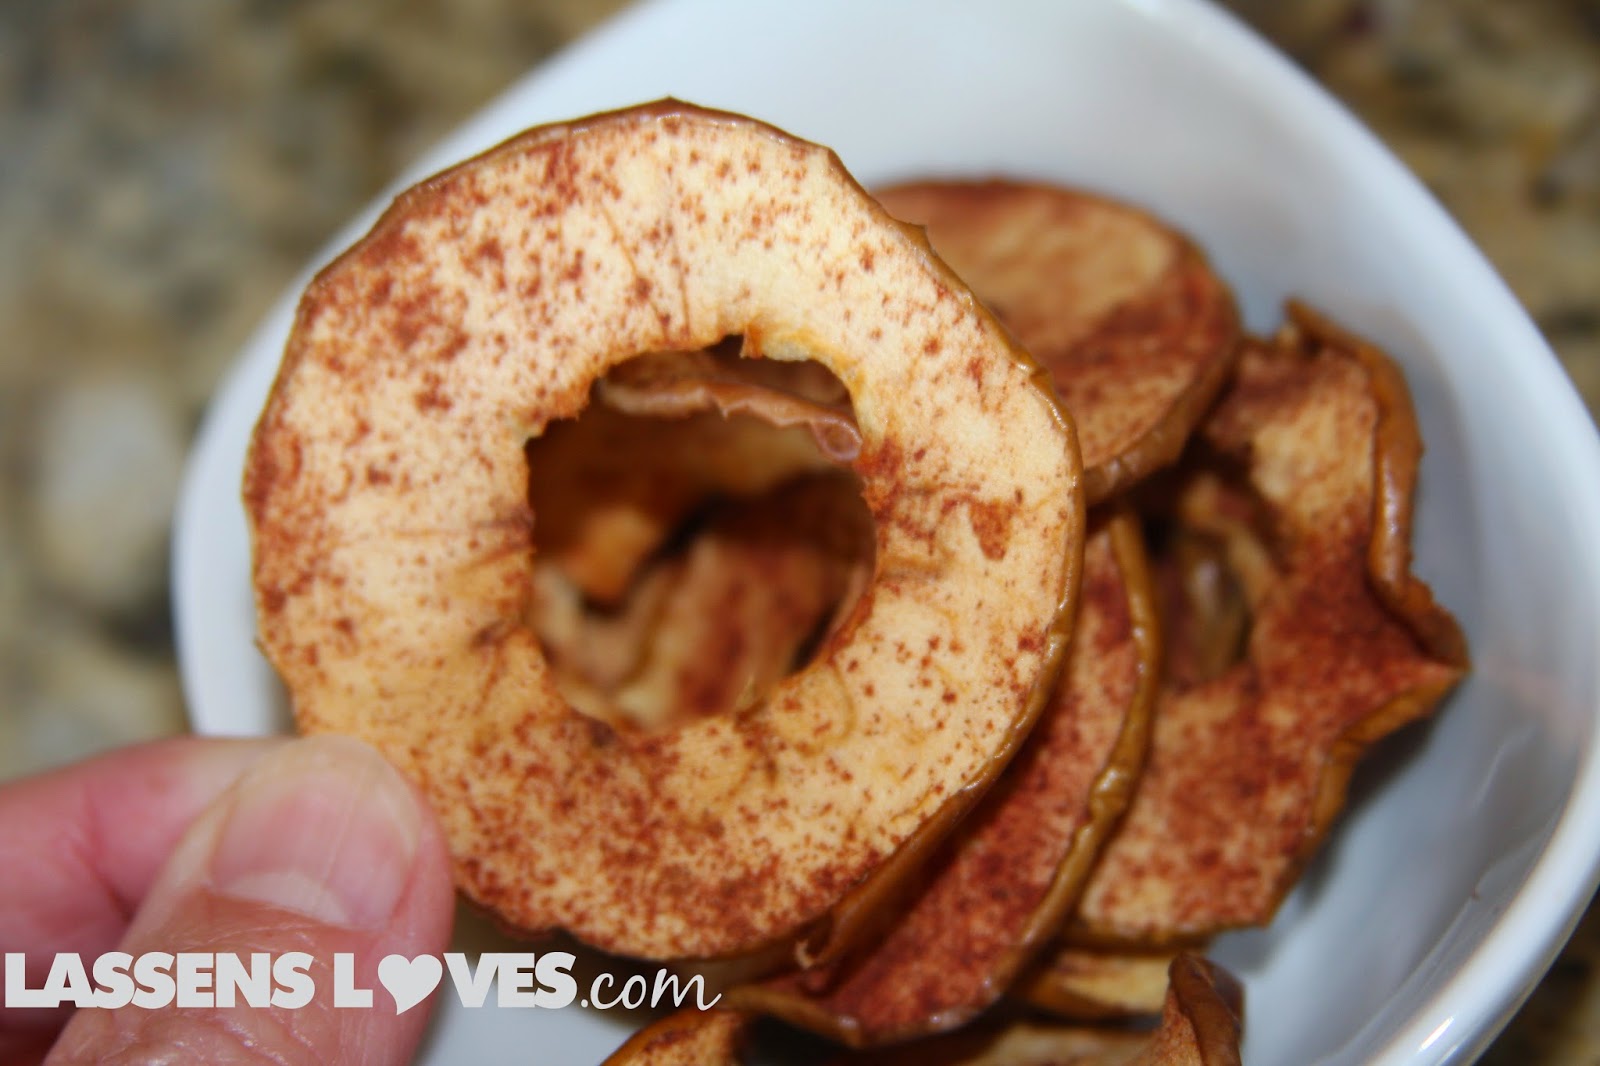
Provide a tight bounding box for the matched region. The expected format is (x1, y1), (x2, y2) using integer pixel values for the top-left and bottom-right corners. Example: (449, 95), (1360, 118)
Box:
(1, 0), (1596, 1059)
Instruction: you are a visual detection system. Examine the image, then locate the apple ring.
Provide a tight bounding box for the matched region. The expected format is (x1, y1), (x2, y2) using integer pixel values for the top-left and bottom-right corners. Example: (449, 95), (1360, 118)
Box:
(828, 955), (1243, 1066)
(875, 180), (1239, 503)
(245, 102), (1083, 960)
(1016, 947), (1175, 1020)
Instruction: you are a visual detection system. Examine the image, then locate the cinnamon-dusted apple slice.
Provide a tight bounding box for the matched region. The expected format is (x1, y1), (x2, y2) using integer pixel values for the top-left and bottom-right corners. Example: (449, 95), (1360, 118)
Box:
(875, 180), (1239, 502)
(603, 1008), (750, 1066)
(1016, 948), (1175, 1020)
(1011, 536), (1228, 1021)
(246, 102), (1083, 961)
(1067, 304), (1467, 945)
(730, 509), (1158, 1045)
(828, 955), (1243, 1066)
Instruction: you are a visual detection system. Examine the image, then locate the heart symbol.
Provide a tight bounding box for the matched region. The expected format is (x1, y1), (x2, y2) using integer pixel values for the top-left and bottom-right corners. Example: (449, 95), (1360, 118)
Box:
(377, 954), (443, 1015)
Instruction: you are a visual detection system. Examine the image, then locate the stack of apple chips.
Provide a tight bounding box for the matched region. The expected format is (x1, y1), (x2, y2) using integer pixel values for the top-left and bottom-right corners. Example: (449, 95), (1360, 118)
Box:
(246, 106), (1466, 1065)
(556, 181), (1466, 1065)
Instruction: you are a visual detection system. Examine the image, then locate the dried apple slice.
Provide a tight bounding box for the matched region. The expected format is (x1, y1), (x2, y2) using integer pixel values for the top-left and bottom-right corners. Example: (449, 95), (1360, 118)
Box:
(1066, 304), (1467, 945)
(875, 180), (1239, 502)
(730, 509), (1158, 1045)
(828, 955), (1243, 1066)
(1135, 955), (1243, 1066)
(245, 102), (1083, 960)
(603, 1008), (749, 1066)
(600, 345), (861, 462)
(1016, 948), (1175, 1019)
(529, 557), (679, 721)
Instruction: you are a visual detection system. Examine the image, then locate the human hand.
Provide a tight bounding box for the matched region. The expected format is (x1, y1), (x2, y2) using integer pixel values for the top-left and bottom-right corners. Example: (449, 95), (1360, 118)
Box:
(0, 735), (454, 1065)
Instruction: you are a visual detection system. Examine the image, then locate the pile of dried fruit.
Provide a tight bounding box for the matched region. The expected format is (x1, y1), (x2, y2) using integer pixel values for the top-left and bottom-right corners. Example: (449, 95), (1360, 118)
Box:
(244, 103), (1466, 1065)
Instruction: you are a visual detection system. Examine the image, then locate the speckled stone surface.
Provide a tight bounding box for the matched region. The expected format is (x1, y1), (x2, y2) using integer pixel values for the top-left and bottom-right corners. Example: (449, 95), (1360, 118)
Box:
(0, 0), (1596, 1059)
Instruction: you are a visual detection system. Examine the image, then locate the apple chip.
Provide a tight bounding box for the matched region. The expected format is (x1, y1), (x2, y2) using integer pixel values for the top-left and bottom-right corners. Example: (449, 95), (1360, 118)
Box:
(1067, 303), (1468, 944)
(731, 509), (1158, 1045)
(599, 344), (861, 462)
(828, 955), (1242, 1066)
(603, 1008), (750, 1066)
(529, 557), (678, 720)
(246, 102), (1083, 960)
(1016, 948), (1175, 1020)
(875, 180), (1239, 502)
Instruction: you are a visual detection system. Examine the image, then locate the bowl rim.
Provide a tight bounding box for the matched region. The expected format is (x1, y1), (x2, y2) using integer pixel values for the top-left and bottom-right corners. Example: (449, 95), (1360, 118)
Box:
(171, 0), (1600, 1062)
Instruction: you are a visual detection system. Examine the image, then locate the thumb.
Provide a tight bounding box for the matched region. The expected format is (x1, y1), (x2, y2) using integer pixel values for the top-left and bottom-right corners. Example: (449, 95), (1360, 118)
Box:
(46, 735), (455, 1066)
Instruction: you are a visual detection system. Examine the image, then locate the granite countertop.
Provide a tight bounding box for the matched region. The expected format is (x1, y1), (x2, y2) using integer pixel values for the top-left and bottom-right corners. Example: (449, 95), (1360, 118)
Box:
(1, 0), (1596, 1059)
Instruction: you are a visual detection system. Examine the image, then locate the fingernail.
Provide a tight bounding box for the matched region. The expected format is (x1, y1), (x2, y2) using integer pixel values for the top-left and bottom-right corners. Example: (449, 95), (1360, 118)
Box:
(206, 735), (421, 929)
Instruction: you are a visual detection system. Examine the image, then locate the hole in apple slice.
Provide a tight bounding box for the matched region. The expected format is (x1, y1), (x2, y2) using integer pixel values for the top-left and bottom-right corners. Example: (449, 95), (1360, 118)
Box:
(525, 342), (873, 733)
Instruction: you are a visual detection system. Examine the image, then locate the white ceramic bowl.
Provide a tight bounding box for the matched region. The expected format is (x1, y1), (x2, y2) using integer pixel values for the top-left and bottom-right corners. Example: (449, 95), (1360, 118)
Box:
(172, 1), (1600, 1063)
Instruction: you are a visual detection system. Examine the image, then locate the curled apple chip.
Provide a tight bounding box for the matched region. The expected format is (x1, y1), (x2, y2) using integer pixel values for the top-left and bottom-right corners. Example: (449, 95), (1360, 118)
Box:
(828, 955), (1242, 1066)
(245, 102), (1083, 960)
(1134, 955), (1243, 1066)
(530, 557), (678, 719)
(731, 509), (1159, 1045)
(874, 180), (1239, 502)
(1016, 948), (1175, 1020)
(1067, 304), (1468, 944)
(599, 344), (861, 462)
(603, 1008), (750, 1066)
